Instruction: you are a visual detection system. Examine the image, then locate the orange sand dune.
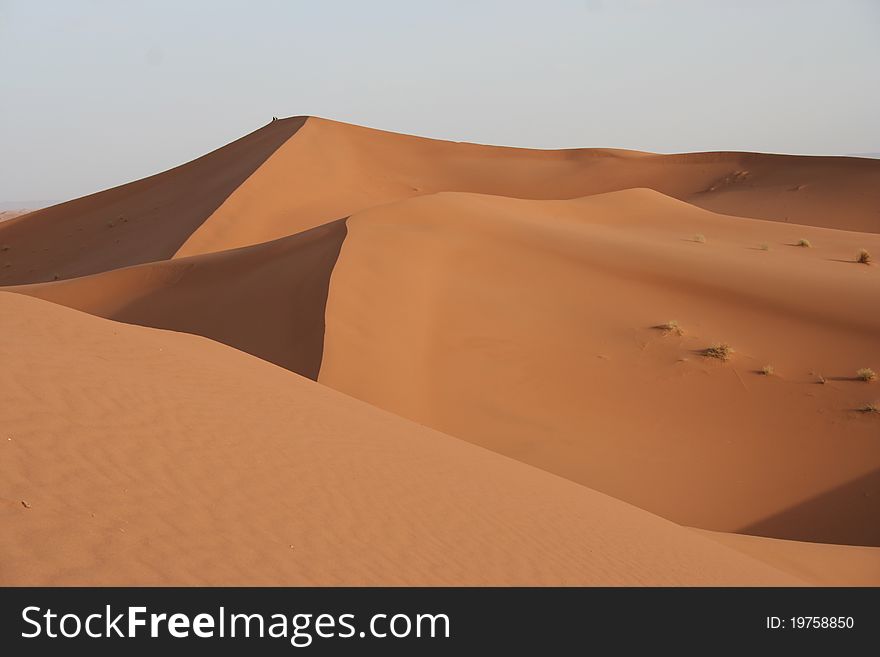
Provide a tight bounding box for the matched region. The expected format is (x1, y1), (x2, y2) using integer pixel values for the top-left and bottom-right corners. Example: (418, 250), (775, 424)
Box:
(10, 220), (346, 379)
(0, 209), (32, 223)
(3, 116), (879, 286)
(0, 117), (306, 285)
(176, 118), (880, 255)
(0, 291), (817, 586)
(13, 188), (880, 547)
(3, 118), (879, 586)
(319, 189), (880, 545)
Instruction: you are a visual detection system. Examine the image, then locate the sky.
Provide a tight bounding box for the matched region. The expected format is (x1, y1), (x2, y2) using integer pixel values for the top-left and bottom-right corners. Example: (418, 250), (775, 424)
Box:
(1, 0), (878, 203)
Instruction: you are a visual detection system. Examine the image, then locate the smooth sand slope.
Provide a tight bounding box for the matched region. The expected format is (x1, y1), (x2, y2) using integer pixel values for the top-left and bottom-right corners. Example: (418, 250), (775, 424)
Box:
(319, 190), (880, 545)
(3, 116), (879, 285)
(0, 291), (812, 586)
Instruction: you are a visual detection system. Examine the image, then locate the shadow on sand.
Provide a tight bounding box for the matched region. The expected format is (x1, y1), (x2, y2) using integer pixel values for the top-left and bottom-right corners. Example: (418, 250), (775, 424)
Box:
(738, 468), (880, 547)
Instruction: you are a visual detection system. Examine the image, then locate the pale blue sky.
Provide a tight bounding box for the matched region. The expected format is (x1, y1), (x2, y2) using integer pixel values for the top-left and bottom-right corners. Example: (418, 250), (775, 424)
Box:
(1, 0), (878, 202)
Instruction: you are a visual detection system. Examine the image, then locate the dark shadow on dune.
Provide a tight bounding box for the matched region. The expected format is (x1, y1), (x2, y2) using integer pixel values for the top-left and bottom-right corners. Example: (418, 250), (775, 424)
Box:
(0, 117), (308, 286)
(110, 219), (348, 380)
(737, 468), (880, 546)
(828, 258), (871, 265)
(12, 218), (348, 381)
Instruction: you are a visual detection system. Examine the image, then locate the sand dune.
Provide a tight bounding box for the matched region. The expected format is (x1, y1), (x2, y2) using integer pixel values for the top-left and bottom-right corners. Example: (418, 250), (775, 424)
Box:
(3, 117), (879, 585)
(319, 189), (880, 544)
(0, 117), (306, 284)
(178, 118), (880, 257)
(0, 209), (33, 223)
(13, 187), (880, 546)
(11, 220), (346, 379)
(3, 117), (878, 285)
(0, 291), (815, 586)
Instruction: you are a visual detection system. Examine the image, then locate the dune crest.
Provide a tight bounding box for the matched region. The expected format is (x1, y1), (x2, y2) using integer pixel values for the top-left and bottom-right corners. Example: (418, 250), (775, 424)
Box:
(176, 117), (880, 256)
(3, 116), (879, 285)
(0, 117), (306, 284)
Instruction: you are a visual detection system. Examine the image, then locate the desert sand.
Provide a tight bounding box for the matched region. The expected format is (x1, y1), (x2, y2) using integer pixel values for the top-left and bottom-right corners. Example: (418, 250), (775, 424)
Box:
(0, 291), (810, 585)
(0, 209), (32, 223)
(2, 117), (879, 585)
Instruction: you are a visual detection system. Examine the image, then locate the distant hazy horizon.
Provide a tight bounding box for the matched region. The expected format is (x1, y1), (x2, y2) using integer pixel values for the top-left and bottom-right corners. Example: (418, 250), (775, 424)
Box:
(2, 0), (878, 202)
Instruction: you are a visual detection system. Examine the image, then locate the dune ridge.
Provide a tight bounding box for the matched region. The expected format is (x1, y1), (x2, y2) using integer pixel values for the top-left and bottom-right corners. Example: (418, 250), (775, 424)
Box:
(3, 116), (879, 286)
(175, 117), (880, 257)
(0, 117), (306, 284)
(0, 209), (33, 223)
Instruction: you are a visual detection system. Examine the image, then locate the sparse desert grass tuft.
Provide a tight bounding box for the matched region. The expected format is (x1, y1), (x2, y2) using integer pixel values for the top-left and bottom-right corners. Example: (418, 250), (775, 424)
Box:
(857, 249), (872, 265)
(693, 233), (706, 244)
(658, 320), (684, 336)
(758, 243), (770, 251)
(856, 368), (877, 382)
(703, 343), (733, 361)
(0, 244), (9, 252)
(796, 238), (812, 248)
(858, 402), (878, 414)
(760, 364), (775, 376)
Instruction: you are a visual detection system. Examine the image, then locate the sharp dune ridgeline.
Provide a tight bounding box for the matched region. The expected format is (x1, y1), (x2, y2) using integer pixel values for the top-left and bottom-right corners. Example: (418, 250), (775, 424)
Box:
(2, 116), (880, 585)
